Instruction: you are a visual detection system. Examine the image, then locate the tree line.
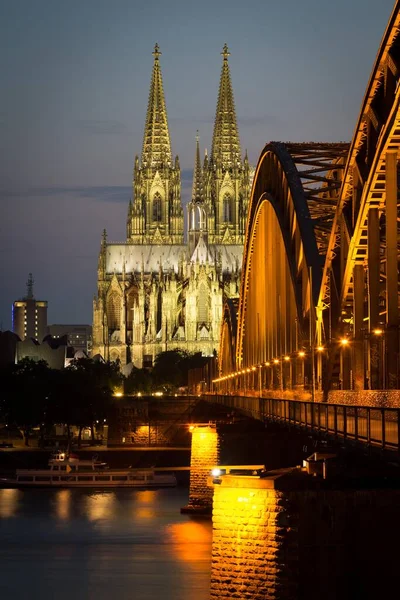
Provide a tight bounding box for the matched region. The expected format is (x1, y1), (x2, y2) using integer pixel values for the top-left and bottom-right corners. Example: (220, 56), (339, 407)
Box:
(0, 350), (207, 445)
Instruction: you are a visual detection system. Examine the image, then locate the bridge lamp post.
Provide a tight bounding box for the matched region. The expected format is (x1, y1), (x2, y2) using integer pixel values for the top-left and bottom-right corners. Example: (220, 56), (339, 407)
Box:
(372, 328), (385, 389)
(312, 346), (325, 400)
(284, 356), (291, 390)
(273, 359), (280, 392)
(258, 364), (262, 398)
(339, 337), (351, 390)
(252, 366), (256, 391)
(298, 351), (305, 389)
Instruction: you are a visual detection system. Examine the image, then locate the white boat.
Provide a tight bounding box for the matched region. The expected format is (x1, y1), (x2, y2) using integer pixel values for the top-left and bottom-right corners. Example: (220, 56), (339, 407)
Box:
(2, 451), (177, 488)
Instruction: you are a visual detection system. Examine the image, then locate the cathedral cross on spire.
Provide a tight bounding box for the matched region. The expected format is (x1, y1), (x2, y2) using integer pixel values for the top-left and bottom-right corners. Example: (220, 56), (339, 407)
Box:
(153, 43), (161, 60)
(221, 43), (230, 60)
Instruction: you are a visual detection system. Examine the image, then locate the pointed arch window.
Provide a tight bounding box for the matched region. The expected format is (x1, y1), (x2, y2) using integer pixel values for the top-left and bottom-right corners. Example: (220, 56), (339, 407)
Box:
(190, 203), (207, 232)
(107, 292), (121, 331)
(153, 192), (162, 222)
(223, 194), (233, 223)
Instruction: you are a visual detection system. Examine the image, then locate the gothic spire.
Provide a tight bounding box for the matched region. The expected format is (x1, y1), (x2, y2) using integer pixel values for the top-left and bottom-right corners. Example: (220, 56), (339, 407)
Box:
(142, 44), (172, 167)
(210, 44), (241, 168)
(191, 131), (203, 202)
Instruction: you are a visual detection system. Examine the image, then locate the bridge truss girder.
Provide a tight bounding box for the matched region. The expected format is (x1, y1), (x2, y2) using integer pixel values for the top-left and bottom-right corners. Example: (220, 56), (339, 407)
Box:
(319, 4), (400, 392)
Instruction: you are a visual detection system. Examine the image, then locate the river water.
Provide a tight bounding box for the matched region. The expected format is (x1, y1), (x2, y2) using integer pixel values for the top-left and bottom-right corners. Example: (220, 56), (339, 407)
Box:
(0, 487), (212, 600)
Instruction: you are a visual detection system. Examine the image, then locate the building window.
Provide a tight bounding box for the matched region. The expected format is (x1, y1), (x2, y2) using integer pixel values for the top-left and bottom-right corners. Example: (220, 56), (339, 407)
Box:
(223, 194), (233, 223)
(107, 292), (121, 330)
(152, 193), (162, 222)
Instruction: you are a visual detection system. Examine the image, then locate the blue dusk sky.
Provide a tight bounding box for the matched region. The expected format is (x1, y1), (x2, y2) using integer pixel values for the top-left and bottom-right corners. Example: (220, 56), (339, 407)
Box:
(0, 0), (395, 329)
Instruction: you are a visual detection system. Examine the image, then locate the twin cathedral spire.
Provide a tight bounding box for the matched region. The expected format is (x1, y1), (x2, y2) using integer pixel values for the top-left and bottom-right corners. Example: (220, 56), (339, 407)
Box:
(211, 43), (241, 168)
(127, 43), (250, 248)
(141, 43), (172, 168)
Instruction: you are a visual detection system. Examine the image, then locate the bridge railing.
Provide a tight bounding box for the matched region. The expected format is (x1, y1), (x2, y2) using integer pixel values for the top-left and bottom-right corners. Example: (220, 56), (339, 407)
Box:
(206, 394), (400, 453)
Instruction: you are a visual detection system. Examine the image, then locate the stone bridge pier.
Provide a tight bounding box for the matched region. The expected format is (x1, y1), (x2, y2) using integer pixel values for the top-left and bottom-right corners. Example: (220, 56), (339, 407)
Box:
(209, 462), (400, 600)
(181, 424), (219, 515)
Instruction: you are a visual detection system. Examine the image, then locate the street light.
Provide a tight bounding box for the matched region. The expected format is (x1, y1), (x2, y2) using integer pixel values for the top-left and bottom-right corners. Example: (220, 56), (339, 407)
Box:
(297, 350), (306, 388)
(372, 327), (385, 389)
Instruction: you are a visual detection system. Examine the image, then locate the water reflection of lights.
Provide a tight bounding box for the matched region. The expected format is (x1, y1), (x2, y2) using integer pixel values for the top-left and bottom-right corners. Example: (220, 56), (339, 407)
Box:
(134, 490), (157, 520)
(55, 489), (71, 520)
(136, 507), (156, 520)
(86, 492), (116, 522)
(0, 488), (19, 518)
(166, 521), (212, 563)
(137, 490), (157, 504)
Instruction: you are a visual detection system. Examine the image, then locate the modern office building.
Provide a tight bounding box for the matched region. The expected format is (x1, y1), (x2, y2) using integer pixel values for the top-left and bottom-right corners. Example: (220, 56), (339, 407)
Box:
(12, 274), (48, 342)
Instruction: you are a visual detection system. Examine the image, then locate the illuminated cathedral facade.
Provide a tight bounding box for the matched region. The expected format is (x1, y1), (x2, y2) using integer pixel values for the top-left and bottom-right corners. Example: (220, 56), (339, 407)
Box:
(92, 44), (251, 367)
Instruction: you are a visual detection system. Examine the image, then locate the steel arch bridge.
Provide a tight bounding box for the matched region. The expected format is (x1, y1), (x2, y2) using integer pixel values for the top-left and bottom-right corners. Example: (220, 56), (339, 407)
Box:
(215, 2), (400, 399)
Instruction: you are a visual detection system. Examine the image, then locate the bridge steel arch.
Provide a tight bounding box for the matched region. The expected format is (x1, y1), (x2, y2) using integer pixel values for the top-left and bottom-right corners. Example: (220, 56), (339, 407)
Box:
(214, 2), (400, 398)
(228, 142), (348, 396)
(218, 299), (239, 393)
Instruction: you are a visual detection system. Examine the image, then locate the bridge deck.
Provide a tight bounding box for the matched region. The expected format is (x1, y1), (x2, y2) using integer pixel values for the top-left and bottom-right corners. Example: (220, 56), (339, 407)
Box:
(206, 394), (400, 454)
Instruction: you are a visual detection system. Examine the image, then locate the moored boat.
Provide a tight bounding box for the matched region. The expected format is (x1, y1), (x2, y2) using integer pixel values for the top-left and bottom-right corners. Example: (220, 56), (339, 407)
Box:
(1, 451), (177, 489)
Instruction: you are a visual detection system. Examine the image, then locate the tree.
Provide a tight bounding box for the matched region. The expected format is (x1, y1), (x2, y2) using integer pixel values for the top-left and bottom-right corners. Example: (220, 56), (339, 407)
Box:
(125, 367), (153, 394)
(1, 358), (52, 445)
(0, 356), (124, 447)
(152, 349), (207, 390)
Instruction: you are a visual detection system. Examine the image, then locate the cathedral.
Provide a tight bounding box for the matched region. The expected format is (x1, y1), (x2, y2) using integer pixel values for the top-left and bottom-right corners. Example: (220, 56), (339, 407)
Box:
(92, 44), (251, 367)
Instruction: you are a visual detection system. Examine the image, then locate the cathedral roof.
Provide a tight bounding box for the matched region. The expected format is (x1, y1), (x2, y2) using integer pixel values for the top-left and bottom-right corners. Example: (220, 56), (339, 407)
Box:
(142, 44), (172, 167)
(210, 44), (241, 168)
(190, 234), (214, 264)
(106, 243), (186, 274)
(105, 243), (243, 275)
